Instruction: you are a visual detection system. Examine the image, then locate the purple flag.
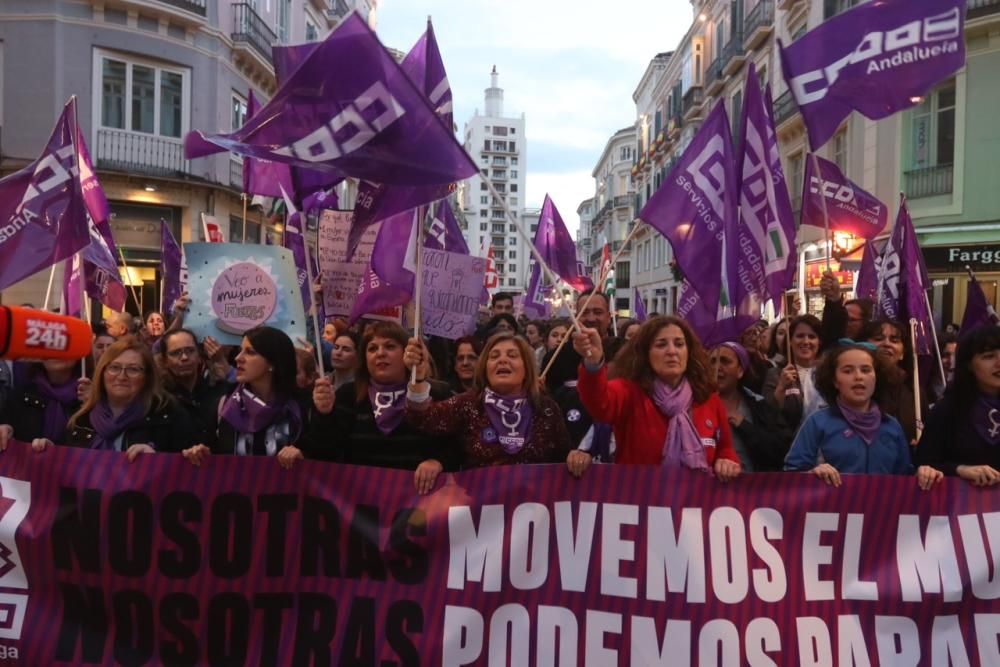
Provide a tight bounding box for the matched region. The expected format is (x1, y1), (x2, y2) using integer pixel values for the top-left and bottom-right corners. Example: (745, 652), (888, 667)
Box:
(348, 18), (457, 258)
(876, 197), (933, 354)
(61, 253), (82, 318)
(0, 99), (94, 291)
(160, 221), (183, 315)
(186, 14), (476, 188)
(348, 262), (411, 325)
(280, 189), (315, 317)
(677, 280), (757, 348)
(82, 215), (127, 312)
(424, 200), (469, 255)
(302, 187), (339, 214)
(75, 117), (110, 227)
(802, 154), (888, 239)
(640, 101), (736, 306)
(371, 209), (418, 294)
(734, 65), (798, 314)
(575, 262), (595, 292)
(961, 275), (999, 332)
(854, 240), (882, 302)
(532, 195), (590, 292)
(779, 0), (966, 150)
(272, 43), (318, 85)
(633, 288), (647, 322)
(242, 91), (296, 198)
(522, 263), (549, 319)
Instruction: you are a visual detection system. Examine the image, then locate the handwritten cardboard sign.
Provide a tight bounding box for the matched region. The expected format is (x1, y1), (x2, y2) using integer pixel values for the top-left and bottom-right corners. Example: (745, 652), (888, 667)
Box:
(421, 248), (486, 340)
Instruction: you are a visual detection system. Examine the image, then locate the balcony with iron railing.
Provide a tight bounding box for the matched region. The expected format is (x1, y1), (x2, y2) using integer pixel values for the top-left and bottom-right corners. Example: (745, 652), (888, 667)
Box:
(682, 86), (704, 122)
(721, 31), (747, 76)
(95, 129), (188, 177)
(904, 165), (954, 199)
(968, 0), (1000, 19)
(705, 55), (725, 96)
(744, 0), (774, 50)
(229, 160), (244, 190)
(772, 89), (799, 127)
(232, 2), (276, 65)
(157, 0), (206, 15)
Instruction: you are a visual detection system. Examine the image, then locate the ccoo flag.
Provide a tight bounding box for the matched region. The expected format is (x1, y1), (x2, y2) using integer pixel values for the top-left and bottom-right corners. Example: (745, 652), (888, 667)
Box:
(778, 0), (966, 150)
(279, 188), (315, 317)
(348, 18), (456, 258)
(160, 221), (184, 315)
(185, 14), (477, 188)
(424, 200), (469, 255)
(961, 274), (999, 332)
(242, 91), (295, 199)
(735, 64), (797, 313)
(876, 197), (933, 354)
(802, 154), (888, 239)
(640, 101), (737, 306)
(677, 280), (758, 349)
(633, 288), (647, 323)
(0, 98), (94, 291)
(854, 239), (884, 303)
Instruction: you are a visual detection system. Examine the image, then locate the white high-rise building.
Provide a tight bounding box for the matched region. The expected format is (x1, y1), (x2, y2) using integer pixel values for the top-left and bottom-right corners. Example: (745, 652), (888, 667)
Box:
(462, 67), (530, 292)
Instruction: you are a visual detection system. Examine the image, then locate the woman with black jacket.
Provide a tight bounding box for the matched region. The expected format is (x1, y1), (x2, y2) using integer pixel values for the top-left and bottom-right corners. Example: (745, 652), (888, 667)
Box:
(42, 337), (196, 461)
(710, 343), (793, 471)
(182, 326), (312, 469)
(0, 360), (82, 450)
(915, 325), (1000, 489)
(309, 322), (458, 471)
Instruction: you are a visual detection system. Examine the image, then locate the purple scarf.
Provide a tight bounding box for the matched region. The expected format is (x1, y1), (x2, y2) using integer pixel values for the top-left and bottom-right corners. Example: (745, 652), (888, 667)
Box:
(220, 386), (302, 440)
(32, 372), (79, 443)
(88, 400), (147, 451)
(368, 381), (407, 435)
(482, 388), (534, 454)
(651, 379), (710, 472)
(836, 398), (882, 445)
(973, 394), (1000, 446)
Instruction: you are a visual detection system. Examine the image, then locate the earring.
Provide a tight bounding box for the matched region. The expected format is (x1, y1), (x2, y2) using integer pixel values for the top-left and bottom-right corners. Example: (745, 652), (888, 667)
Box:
(268, 367), (273, 373)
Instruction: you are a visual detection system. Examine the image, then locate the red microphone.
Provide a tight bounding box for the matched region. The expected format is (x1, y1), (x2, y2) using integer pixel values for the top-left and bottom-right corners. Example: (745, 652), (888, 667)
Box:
(0, 306), (93, 361)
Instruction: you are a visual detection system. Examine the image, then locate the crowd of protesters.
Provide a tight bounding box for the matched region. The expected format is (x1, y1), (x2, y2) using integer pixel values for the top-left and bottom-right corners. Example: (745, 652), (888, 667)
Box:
(1, 272), (998, 493)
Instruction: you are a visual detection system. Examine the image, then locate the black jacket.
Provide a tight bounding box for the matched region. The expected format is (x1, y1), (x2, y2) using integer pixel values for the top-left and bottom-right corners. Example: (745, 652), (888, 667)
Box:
(729, 388), (795, 472)
(915, 392), (1000, 475)
(65, 399), (197, 453)
(164, 376), (232, 450)
(306, 380), (458, 470)
(0, 383), (80, 444)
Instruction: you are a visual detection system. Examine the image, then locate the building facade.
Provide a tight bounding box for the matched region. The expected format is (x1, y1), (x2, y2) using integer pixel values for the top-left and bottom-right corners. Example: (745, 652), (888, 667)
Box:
(462, 67), (530, 291)
(0, 0), (361, 311)
(598, 0), (1000, 325)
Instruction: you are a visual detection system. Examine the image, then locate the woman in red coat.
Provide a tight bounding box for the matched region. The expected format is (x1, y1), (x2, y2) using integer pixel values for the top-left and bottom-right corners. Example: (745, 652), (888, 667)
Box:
(568, 315), (742, 481)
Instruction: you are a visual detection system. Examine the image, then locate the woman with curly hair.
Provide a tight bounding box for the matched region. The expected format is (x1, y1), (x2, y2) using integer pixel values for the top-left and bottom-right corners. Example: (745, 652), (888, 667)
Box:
(569, 315), (741, 481)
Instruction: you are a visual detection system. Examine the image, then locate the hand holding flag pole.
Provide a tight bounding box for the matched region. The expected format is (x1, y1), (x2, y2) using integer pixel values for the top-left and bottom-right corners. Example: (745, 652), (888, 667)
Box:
(539, 220), (645, 379)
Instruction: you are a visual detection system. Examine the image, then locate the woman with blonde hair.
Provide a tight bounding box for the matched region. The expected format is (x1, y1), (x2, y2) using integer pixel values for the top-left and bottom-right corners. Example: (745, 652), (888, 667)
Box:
(404, 332), (572, 493)
(45, 337), (196, 460)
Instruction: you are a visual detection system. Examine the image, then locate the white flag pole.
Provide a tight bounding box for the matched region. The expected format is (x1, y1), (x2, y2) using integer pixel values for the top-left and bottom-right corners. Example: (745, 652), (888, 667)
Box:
(42, 263), (58, 311)
(410, 208), (427, 384)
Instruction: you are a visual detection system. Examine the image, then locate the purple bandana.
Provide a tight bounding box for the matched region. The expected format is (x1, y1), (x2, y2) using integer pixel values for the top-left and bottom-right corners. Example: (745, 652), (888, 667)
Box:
(220, 386), (302, 440)
(973, 394), (1000, 446)
(32, 371), (80, 443)
(651, 379), (710, 472)
(482, 388), (534, 455)
(718, 342), (752, 374)
(88, 400), (147, 451)
(368, 381), (407, 435)
(836, 398), (882, 445)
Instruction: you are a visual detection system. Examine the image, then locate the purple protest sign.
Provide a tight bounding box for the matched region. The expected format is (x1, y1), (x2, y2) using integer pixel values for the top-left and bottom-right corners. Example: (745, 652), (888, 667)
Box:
(186, 14), (477, 189)
(779, 0), (966, 150)
(420, 249), (485, 339)
(640, 101), (737, 306)
(802, 154), (888, 239)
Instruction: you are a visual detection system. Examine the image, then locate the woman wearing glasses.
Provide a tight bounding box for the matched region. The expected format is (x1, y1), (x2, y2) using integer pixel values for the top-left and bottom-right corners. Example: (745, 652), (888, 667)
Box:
(157, 329), (232, 449)
(37, 337), (197, 460)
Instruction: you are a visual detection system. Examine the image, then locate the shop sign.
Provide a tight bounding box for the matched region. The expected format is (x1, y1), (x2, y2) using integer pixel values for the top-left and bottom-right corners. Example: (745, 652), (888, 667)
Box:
(923, 244), (1000, 272)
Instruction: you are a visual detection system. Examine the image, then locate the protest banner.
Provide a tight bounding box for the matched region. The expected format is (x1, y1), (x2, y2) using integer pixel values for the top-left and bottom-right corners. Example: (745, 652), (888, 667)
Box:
(317, 210), (381, 319)
(182, 243), (306, 345)
(420, 248), (485, 340)
(0, 441), (996, 666)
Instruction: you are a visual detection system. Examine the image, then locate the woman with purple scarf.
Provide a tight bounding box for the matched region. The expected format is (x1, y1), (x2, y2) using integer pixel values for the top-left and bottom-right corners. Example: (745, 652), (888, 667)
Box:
(51, 337), (196, 460)
(403, 332), (572, 494)
(182, 326), (309, 469)
(308, 322), (457, 472)
(784, 343), (912, 485)
(915, 325), (1000, 489)
(0, 360), (82, 450)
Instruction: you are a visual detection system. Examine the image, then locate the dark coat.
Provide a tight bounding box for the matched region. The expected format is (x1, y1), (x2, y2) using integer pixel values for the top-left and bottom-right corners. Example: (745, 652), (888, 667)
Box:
(65, 399), (197, 453)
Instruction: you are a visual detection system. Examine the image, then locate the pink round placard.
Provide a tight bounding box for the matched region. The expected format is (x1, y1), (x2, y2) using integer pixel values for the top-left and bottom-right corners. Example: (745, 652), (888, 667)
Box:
(211, 262), (277, 334)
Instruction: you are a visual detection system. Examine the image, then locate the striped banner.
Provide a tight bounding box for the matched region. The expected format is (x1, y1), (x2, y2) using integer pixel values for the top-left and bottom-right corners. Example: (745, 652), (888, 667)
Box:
(0, 442), (995, 665)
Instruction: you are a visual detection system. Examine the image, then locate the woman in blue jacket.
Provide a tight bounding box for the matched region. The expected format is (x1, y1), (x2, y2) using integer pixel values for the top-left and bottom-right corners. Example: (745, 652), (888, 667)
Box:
(785, 343), (912, 486)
